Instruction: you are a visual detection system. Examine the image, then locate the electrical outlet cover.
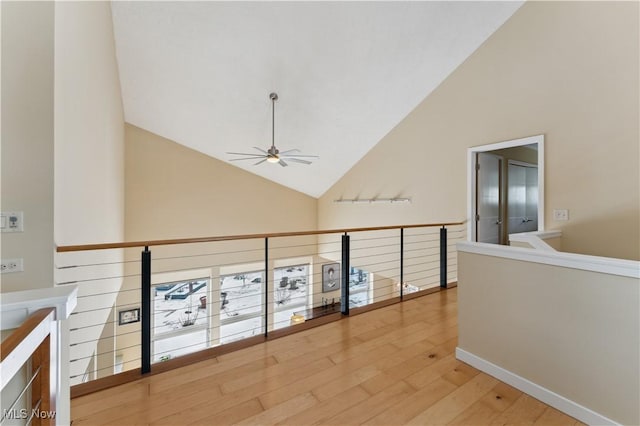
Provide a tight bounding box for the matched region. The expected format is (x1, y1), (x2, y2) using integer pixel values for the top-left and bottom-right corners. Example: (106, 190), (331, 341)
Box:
(0, 258), (23, 273)
(553, 209), (569, 221)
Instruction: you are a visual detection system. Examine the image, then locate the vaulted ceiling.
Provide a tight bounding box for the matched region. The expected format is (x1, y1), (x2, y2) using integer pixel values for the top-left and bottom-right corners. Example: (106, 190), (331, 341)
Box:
(111, 1), (523, 198)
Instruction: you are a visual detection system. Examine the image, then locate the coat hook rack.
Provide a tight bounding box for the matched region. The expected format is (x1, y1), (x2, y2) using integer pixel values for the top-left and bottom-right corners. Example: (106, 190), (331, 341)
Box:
(333, 198), (411, 204)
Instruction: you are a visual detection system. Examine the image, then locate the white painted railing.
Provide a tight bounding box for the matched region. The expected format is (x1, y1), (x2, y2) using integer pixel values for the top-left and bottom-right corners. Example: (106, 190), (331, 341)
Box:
(1, 287), (77, 426)
(508, 230), (562, 251)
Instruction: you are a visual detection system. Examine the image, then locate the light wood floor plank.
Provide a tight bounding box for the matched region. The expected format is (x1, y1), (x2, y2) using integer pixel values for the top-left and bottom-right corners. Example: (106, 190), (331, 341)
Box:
(366, 378), (458, 425)
(489, 393), (549, 425)
(406, 370), (499, 425)
(322, 380), (416, 425)
(277, 386), (370, 425)
(188, 398), (263, 425)
(236, 392), (318, 426)
(71, 289), (585, 426)
(258, 343), (398, 410)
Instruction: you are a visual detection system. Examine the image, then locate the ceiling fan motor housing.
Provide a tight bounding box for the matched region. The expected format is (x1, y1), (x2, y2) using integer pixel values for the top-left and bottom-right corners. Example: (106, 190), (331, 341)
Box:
(226, 91), (317, 166)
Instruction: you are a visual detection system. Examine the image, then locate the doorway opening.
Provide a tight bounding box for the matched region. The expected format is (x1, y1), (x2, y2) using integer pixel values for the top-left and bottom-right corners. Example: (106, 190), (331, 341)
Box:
(467, 135), (544, 244)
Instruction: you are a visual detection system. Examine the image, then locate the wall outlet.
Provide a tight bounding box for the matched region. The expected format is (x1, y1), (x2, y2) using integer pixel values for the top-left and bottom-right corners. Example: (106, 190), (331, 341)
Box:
(553, 209), (569, 221)
(1, 258), (24, 273)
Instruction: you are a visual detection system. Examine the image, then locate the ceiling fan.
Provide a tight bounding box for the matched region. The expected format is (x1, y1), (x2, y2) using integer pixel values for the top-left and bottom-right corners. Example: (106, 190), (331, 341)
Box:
(227, 92), (318, 167)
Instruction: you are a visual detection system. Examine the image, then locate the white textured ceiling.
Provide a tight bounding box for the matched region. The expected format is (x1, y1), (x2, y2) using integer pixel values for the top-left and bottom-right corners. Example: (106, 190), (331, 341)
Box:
(111, 1), (523, 198)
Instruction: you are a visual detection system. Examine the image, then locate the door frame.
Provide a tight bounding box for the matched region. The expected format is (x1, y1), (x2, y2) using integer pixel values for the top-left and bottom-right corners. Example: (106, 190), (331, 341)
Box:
(467, 134), (545, 242)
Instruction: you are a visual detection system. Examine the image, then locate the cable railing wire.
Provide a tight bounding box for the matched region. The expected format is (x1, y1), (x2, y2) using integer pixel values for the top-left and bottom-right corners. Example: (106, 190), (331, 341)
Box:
(70, 331), (141, 348)
(56, 272), (141, 286)
(55, 258), (140, 270)
(70, 357), (143, 380)
(75, 287), (140, 299)
(61, 222), (460, 387)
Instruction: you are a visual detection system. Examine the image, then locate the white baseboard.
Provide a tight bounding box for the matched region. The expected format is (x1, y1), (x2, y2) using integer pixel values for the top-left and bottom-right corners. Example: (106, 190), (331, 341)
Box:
(455, 347), (619, 426)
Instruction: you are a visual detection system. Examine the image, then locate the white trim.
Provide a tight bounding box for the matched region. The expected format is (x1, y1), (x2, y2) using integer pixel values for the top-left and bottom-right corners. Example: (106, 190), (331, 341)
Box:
(467, 135), (545, 242)
(507, 159), (537, 168)
(1, 310), (55, 390)
(0, 286), (78, 330)
(455, 347), (620, 426)
(520, 229), (562, 240)
(509, 230), (561, 251)
(457, 241), (640, 278)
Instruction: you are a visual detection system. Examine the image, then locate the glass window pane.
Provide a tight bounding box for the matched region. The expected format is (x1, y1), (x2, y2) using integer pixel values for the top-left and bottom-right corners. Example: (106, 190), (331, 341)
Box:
(349, 267), (369, 292)
(221, 271), (263, 318)
(274, 264), (309, 311)
(220, 316), (263, 344)
(152, 279), (209, 362)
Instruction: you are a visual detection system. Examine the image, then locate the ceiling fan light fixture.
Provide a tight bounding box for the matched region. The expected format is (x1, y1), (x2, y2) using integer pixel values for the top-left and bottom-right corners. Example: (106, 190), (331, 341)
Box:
(226, 92), (318, 167)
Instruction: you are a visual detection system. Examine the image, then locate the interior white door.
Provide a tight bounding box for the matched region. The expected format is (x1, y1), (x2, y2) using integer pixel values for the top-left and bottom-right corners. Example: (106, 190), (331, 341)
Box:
(507, 162), (538, 235)
(476, 152), (502, 244)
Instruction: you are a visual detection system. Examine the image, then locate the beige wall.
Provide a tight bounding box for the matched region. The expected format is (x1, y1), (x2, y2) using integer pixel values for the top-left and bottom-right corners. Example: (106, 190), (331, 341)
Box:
(1, 1), (55, 292)
(457, 250), (639, 425)
(318, 1), (639, 260)
(125, 123), (317, 240)
(116, 124), (318, 367)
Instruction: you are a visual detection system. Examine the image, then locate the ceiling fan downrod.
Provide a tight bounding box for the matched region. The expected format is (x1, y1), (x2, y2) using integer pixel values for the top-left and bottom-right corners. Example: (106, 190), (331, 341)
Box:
(269, 92), (279, 158)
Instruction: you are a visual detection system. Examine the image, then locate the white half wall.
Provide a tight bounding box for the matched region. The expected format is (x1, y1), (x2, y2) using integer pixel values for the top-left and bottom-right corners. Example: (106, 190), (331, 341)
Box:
(457, 242), (639, 425)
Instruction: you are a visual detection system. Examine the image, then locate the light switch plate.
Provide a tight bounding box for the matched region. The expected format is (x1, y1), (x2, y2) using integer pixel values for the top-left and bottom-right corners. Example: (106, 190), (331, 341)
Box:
(1, 211), (24, 232)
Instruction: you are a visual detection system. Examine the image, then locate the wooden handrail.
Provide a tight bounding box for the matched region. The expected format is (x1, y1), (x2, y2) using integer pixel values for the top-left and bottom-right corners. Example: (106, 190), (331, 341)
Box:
(56, 221), (466, 252)
(1, 308), (55, 362)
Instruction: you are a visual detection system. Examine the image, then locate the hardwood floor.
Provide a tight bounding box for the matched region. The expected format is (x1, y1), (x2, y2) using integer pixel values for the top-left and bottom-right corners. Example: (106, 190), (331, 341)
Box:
(71, 288), (583, 425)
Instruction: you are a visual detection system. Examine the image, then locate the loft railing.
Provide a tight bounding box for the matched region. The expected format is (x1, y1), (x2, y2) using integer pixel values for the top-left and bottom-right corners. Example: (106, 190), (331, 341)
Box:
(1, 308), (56, 426)
(54, 221), (465, 397)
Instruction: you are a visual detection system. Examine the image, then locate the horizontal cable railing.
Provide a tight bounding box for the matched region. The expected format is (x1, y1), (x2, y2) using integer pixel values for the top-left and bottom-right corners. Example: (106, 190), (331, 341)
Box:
(54, 221), (465, 396)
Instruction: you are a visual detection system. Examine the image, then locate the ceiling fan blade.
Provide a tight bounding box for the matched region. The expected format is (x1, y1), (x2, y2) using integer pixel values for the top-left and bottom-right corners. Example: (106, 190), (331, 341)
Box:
(285, 158), (312, 165)
(278, 149), (300, 155)
(227, 151), (265, 156)
(254, 158), (268, 165)
(278, 159), (288, 167)
(253, 147), (269, 154)
(280, 154), (319, 158)
(229, 156), (267, 161)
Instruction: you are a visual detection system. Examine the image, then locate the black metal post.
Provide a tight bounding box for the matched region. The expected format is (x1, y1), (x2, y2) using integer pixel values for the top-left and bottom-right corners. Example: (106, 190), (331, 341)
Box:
(141, 246), (151, 374)
(341, 233), (350, 315)
(440, 227), (447, 288)
(264, 237), (269, 337)
(400, 228), (404, 300)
